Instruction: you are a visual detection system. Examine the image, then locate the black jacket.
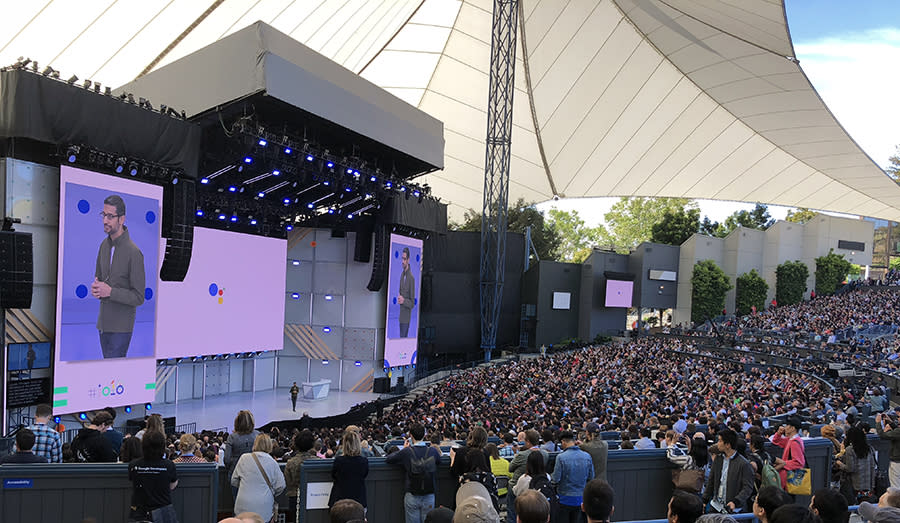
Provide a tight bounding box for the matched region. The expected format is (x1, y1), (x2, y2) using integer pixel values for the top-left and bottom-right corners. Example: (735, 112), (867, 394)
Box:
(702, 452), (755, 511)
(72, 427), (116, 463)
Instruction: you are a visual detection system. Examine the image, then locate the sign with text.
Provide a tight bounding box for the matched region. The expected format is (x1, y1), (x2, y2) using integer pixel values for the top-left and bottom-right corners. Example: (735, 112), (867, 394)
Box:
(306, 482), (333, 510)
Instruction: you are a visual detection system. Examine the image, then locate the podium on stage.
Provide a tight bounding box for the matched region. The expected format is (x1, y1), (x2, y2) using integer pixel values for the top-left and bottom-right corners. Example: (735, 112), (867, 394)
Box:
(302, 379), (331, 400)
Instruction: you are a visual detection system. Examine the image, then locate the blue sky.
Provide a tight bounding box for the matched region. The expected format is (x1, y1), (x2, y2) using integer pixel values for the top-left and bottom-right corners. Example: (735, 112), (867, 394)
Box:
(542, 1), (900, 225)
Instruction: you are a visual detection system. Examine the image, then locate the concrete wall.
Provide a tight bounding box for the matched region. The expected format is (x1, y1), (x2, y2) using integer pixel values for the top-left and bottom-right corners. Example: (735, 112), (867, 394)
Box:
(722, 227), (765, 313)
(579, 250), (629, 340)
(627, 242), (679, 310)
(674, 234), (725, 325)
(521, 261), (581, 348)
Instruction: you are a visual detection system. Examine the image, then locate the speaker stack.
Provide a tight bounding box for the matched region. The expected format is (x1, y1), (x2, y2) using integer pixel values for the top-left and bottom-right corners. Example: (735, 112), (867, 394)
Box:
(0, 230), (33, 309)
(159, 178), (195, 282)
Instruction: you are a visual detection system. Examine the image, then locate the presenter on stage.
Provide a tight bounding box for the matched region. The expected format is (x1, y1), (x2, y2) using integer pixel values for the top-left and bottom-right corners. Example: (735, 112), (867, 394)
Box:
(290, 382), (300, 412)
(92, 195), (145, 358)
(397, 247), (415, 338)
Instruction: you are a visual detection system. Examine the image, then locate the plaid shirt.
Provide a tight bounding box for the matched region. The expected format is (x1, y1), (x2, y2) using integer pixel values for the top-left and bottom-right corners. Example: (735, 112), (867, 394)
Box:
(499, 445), (516, 458)
(27, 422), (61, 463)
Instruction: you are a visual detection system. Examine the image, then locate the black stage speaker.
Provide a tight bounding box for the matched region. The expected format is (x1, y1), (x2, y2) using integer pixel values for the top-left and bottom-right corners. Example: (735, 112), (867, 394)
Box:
(160, 178), (195, 281)
(0, 230), (33, 309)
(353, 219), (374, 263)
(373, 377), (390, 393)
(366, 224), (389, 291)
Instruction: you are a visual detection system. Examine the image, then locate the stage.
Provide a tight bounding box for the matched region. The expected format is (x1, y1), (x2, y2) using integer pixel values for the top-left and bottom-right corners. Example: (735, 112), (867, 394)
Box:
(146, 387), (382, 432)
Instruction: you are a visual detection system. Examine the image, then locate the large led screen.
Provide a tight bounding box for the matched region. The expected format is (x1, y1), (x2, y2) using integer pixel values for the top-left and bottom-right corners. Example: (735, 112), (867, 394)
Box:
(155, 227), (287, 358)
(605, 280), (634, 308)
(384, 234), (422, 367)
(7, 342), (52, 371)
(54, 166), (159, 413)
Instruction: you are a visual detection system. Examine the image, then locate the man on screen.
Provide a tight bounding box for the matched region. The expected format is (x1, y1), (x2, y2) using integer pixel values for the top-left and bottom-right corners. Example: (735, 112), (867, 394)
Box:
(397, 247), (415, 338)
(91, 194), (145, 358)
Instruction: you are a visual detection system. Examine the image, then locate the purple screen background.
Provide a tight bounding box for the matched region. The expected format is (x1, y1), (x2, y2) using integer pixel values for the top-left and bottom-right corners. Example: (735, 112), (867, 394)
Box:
(59, 182), (159, 361)
(604, 280), (634, 308)
(384, 235), (422, 367)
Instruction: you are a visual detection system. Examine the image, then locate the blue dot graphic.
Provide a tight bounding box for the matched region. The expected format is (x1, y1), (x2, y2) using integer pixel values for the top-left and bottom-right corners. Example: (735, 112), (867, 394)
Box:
(145, 288), (154, 301)
(75, 285), (88, 298)
(394, 250), (399, 258)
(414, 298), (418, 305)
(145, 211), (156, 224)
(77, 200), (90, 214)
(209, 283), (218, 296)
(393, 297), (397, 305)
(416, 254), (420, 262)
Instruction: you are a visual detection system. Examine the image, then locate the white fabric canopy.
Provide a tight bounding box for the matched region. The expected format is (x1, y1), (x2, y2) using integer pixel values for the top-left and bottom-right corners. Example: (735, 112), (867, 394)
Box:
(3, 0), (898, 220)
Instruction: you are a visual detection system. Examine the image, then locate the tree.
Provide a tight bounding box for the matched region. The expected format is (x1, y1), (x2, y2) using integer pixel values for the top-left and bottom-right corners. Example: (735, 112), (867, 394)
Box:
(735, 269), (768, 316)
(815, 250), (852, 295)
(785, 207), (817, 224)
(546, 208), (602, 263)
(691, 259), (732, 324)
(890, 257), (900, 271)
(699, 216), (721, 237)
(775, 260), (809, 306)
(718, 203), (774, 237)
(888, 144), (900, 182)
(651, 207), (700, 246)
(598, 197), (693, 253)
(450, 198), (561, 261)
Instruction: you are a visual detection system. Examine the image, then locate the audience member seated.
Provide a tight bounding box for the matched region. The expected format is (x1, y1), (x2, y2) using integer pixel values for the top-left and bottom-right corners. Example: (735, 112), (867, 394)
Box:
(858, 487), (900, 522)
(581, 479), (614, 523)
(330, 499), (366, 523)
(752, 486), (792, 523)
(809, 488), (848, 523)
(515, 489), (550, 523)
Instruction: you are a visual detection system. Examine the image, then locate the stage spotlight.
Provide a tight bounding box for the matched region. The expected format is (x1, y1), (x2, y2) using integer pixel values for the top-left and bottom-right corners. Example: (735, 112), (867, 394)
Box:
(42, 65), (55, 76)
(292, 259), (300, 266)
(353, 171), (360, 178)
(66, 145), (79, 163)
(324, 295), (333, 301)
(291, 293), (300, 300)
(67, 74), (78, 85)
(400, 186), (407, 192)
(104, 86), (112, 96)
(196, 209), (204, 217)
(127, 93), (136, 104)
(283, 198), (291, 204)
(328, 208), (335, 214)
(322, 359), (329, 365)
(114, 157), (126, 174)
(223, 354), (230, 360)
(306, 155), (314, 162)
(326, 161), (334, 169)
(347, 214), (354, 219)
(200, 177), (209, 184)
(322, 326), (331, 333)
(129, 162), (139, 176)
(272, 170), (281, 176)
(346, 168), (353, 174)
(53, 416), (61, 424)
(124, 406), (132, 413)
(258, 139), (267, 147)
(218, 214), (226, 220)
(250, 219), (258, 225)
(323, 181), (330, 186)
(284, 147), (292, 155)
(354, 361), (362, 367)
(307, 203), (314, 209)
(78, 412), (87, 420)
(370, 176), (377, 182)
(82, 79), (92, 89)
(228, 186), (237, 192)
(385, 181), (392, 189)
(413, 190), (421, 198)
(145, 403), (152, 411)
(243, 156), (253, 164)
(286, 225), (293, 231)
(258, 191), (265, 198)
(230, 215), (238, 223)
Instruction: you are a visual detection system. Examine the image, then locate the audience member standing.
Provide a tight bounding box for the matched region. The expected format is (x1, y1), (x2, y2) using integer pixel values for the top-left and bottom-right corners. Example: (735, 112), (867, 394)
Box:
(581, 479), (614, 523)
(72, 411), (116, 462)
(329, 430), (369, 510)
(386, 423), (442, 523)
(551, 431), (594, 523)
(876, 412), (900, 489)
(508, 430), (549, 523)
(285, 429), (319, 522)
(225, 410), (260, 497)
(701, 429), (754, 514)
(0, 429), (48, 463)
(27, 403), (61, 463)
(232, 434), (285, 523)
(103, 406), (124, 459)
(579, 423), (608, 482)
(770, 416), (806, 492)
(516, 489), (551, 523)
(128, 430), (178, 522)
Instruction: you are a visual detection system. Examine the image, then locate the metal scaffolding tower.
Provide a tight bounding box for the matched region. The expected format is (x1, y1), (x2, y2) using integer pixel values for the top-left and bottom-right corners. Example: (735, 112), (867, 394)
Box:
(479, 0), (519, 361)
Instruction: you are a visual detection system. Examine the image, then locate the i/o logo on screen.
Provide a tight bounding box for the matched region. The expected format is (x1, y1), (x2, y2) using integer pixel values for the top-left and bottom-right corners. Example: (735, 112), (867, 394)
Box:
(98, 379), (125, 397)
(209, 283), (225, 304)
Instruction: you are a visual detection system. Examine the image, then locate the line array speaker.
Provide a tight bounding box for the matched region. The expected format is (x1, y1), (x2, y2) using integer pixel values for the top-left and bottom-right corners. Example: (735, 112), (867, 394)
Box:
(0, 230), (33, 309)
(160, 178), (195, 282)
(365, 224), (389, 291)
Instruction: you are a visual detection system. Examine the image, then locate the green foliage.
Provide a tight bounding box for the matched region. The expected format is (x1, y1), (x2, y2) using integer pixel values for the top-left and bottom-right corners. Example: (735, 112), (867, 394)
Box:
(775, 260), (809, 306)
(450, 198), (561, 261)
(888, 144), (900, 182)
(546, 208), (602, 263)
(651, 207), (701, 246)
(598, 197), (693, 253)
(691, 259), (733, 323)
(815, 250), (853, 295)
(850, 264), (863, 278)
(717, 203), (774, 237)
(785, 207), (817, 224)
(644, 316), (659, 326)
(699, 216), (721, 237)
(735, 269), (768, 316)
(592, 334), (613, 345)
(890, 257), (900, 271)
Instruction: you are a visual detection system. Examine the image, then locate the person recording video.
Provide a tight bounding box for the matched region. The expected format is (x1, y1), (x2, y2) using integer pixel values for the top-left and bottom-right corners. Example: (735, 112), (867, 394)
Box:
(92, 194), (145, 358)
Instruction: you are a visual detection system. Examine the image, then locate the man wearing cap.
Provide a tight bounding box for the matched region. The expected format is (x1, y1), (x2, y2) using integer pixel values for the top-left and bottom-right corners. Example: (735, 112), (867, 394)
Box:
(876, 412), (900, 489)
(857, 486), (900, 522)
(552, 431), (595, 523)
(770, 416), (805, 491)
(579, 423), (608, 482)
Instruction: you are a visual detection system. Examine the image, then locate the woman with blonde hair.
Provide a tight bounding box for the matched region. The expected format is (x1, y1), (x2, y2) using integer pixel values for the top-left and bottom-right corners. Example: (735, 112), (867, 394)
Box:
(328, 429), (369, 509)
(232, 434), (286, 523)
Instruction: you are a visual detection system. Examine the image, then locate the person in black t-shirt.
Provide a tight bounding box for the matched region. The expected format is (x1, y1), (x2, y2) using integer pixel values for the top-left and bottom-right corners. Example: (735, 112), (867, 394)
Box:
(128, 431), (178, 522)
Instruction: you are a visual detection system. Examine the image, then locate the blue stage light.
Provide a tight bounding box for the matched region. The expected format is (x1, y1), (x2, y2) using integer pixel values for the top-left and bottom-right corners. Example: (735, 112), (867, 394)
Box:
(230, 215), (238, 222)
(228, 186), (237, 192)
(292, 260), (300, 266)
(291, 293), (300, 299)
(258, 191), (265, 198)
(200, 177), (209, 184)
(124, 406), (132, 413)
(130, 165), (139, 176)
(145, 403), (152, 411)
(243, 156), (253, 164)
(326, 162), (334, 169)
(196, 210), (204, 216)
(400, 186), (407, 192)
(414, 190), (421, 197)
(322, 359), (329, 364)
(283, 198), (291, 204)
(347, 214), (354, 219)
(78, 412), (87, 420)
(272, 170), (280, 176)
(323, 181), (330, 186)
(218, 214), (226, 220)
(346, 168), (353, 174)
(325, 295), (333, 301)
(386, 181), (392, 188)
(345, 187), (352, 192)
(54, 416), (61, 423)
(323, 326), (331, 333)
(370, 176), (377, 182)
(354, 361), (362, 367)
(115, 165), (124, 174)
(258, 139), (267, 146)
(286, 225), (293, 231)
(307, 203), (314, 209)
(284, 147), (292, 154)
(306, 155), (314, 162)
(250, 219), (257, 225)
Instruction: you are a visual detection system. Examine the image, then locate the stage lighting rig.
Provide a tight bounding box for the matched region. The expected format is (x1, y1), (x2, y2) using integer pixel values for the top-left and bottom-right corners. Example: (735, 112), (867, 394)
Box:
(66, 74), (78, 85)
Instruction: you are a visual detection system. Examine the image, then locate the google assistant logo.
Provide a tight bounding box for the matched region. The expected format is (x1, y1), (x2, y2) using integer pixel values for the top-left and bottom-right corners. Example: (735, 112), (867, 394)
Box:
(209, 283), (225, 304)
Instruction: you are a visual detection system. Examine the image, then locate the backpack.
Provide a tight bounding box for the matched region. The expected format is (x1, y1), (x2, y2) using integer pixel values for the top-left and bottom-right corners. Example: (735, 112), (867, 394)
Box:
(529, 474), (559, 512)
(761, 459), (781, 490)
(409, 446), (436, 495)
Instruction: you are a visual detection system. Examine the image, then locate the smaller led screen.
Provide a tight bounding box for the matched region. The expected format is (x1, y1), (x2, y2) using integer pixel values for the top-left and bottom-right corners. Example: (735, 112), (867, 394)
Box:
(605, 280), (634, 308)
(384, 233), (423, 367)
(7, 342), (52, 371)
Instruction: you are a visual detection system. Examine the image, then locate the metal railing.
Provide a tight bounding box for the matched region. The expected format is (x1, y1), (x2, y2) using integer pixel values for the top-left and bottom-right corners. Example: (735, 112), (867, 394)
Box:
(617, 506), (861, 523)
